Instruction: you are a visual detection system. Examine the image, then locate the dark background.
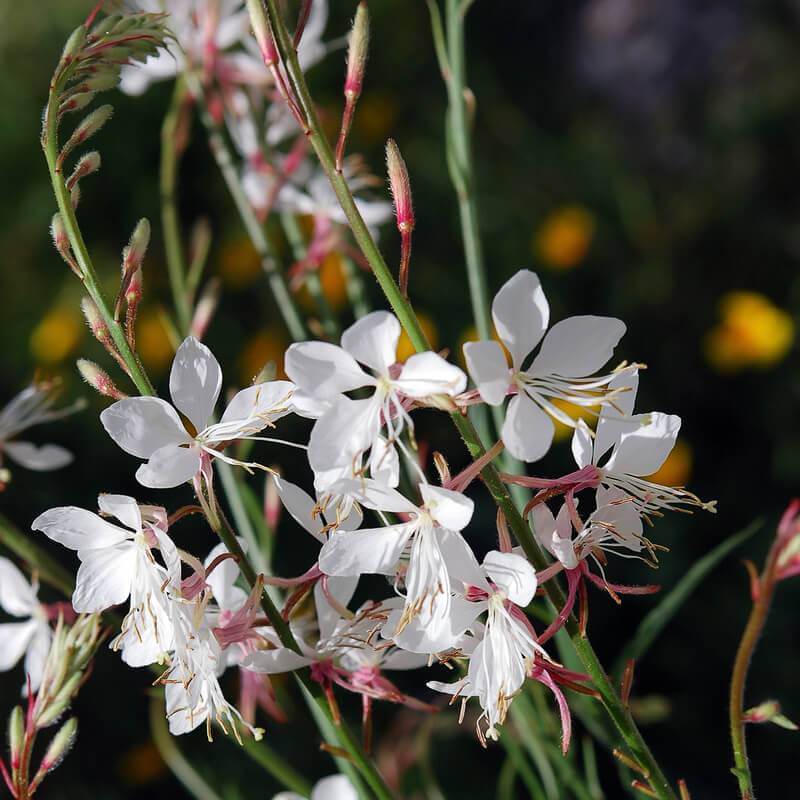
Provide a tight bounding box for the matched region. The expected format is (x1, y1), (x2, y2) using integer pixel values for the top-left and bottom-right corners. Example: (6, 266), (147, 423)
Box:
(1, 1), (799, 797)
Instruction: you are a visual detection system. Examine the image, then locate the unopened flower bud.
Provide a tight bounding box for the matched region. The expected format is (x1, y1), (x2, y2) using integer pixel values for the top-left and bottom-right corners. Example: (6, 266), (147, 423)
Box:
(125, 267), (143, 306)
(59, 105), (113, 165)
(39, 718), (77, 773)
(70, 183), (81, 210)
(59, 91), (97, 116)
(386, 139), (415, 296)
(50, 213), (70, 261)
(123, 218), (150, 274)
(743, 700), (798, 730)
(67, 151), (101, 191)
(189, 279), (220, 341)
(345, 4), (369, 99)
(7, 706), (25, 769)
(60, 26), (86, 63)
(81, 297), (109, 343)
(77, 359), (127, 400)
(246, 0), (278, 65)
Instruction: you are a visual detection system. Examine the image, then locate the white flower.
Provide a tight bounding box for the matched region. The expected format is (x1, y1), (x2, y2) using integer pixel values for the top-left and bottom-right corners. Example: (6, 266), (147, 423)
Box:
(428, 550), (544, 742)
(532, 488), (646, 570)
(463, 269), (627, 462)
(317, 479), (476, 644)
(286, 312), (465, 487)
(100, 336), (295, 488)
(0, 558), (52, 693)
(570, 369), (712, 514)
(32, 495), (179, 666)
(0, 381), (82, 475)
(273, 774), (358, 800)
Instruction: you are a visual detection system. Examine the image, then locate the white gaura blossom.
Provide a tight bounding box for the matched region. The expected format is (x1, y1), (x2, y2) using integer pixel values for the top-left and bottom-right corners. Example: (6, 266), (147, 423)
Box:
(32, 495), (179, 666)
(317, 479), (477, 645)
(273, 774), (358, 800)
(0, 558), (53, 693)
(463, 269), (629, 462)
(0, 381), (83, 476)
(428, 551), (544, 742)
(570, 369), (714, 514)
(286, 312), (465, 487)
(100, 336), (295, 488)
(532, 487), (648, 570)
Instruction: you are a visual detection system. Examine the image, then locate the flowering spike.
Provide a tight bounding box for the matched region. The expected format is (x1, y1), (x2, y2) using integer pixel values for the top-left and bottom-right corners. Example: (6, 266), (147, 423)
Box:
(386, 139), (414, 297)
(335, 3), (370, 172)
(77, 359), (127, 400)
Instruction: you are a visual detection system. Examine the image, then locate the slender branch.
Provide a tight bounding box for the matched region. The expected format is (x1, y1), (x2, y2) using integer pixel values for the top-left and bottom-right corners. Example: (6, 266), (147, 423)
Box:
(237, 732), (313, 796)
(252, 5), (677, 796)
(160, 77), (192, 335)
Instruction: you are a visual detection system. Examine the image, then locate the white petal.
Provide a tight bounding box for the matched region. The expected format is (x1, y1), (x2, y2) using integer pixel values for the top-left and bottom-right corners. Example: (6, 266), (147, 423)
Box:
(340, 311), (400, 373)
(308, 396), (381, 475)
(97, 494), (142, 532)
(169, 336), (222, 432)
(72, 545), (137, 613)
(243, 648), (313, 674)
(315, 575), (358, 641)
(482, 551), (537, 606)
(530, 503), (557, 554)
(273, 476), (325, 541)
(312, 775), (359, 800)
(388, 598), (482, 653)
(285, 341), (371, 398)
(100, 397), (191, 458)
(463, 341), (510, 406)
(571, 419), (593, 469)
(437, 528), (484, 587)
(420, 485), (474, 531)
(491, 270), (549, 369)
(32, 507), (132, 551)
(205, 543), (246, 611)
(594, 368), (640, 465)
(605, 413), (681, 477)
(502, 393), (554, 462)
(531, 316), (625, 378)
(368, 436), (400, 488)
(289, 390), (331, 419)
(0, 620), (37, 671)
(217, 380), (295, 430)
(0, 558), (36, 616)
(330, 478), (416, 514)
(318, 524), (412, 576)
(24, 624), (52, 693)
(4, 442), (72, 471)
(165, 681), (206, 736)
(395, 352), (467, 398)
(136, 444), (201, 489)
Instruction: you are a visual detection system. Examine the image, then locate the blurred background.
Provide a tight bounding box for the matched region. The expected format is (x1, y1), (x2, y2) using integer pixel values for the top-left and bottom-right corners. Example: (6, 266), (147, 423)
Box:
(1, 0), (799, 797)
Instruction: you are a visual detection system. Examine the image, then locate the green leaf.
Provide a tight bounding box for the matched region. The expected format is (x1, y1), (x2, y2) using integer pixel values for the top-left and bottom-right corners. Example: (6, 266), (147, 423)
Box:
(614, 519), (762, 675)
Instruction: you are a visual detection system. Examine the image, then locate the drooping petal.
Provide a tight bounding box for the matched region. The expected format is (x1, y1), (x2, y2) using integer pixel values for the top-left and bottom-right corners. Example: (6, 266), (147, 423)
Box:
(311, 775), (360, 800)
(502, 392), (555, 462)
(368, 436), (400, 488)
(308, 396), (381, 476)
(530, 316), (625, 378)
(97, 494), (142, 533)
(205, 543), (247, 612)
(273, 476), (326, 542)
(593, 368), (640, 465)
(491, 270), (549, 369)
(3, 442), (72, 471)
(24, 623), (52, 693)
(72, 544), (137, 613)
(0, 558), (36, 616)
(315, 575), (358, 642)
(285, 342), (371, 398)
(437, 527), (484, 588)
(32, 507), (132, 551)
(395, 352), (467, 398)
(318, 524), (413, 577)
(169, 336), (222, 432)
(463, 341), (510, 406)
(330, 478), (416, 515)
(216, 380), (295, 433)
(389, 597), (483, 654)
(605, 412), (681, 477)
(243, 648), (313, 674)
(340, 311), (400, 374)
(483, 551), (537, 607)
(0, 621), (37, 672)
(420, 484), (474, 531)
(100, 397), (191, 458)
(571, 419), (593, 469)
(136, 444), (202, 489)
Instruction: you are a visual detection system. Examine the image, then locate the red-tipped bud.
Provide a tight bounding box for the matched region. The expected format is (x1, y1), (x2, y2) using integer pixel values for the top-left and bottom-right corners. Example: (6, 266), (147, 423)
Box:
(345, 3), (369, 99)
(386, 139), (415, 296)
(50, 213), (70, 261)
(77, 359), (127, 400)
(122, 218), (150, 274)
(247, 0), (279, 66)
(66, 151), (101, 191)
(37, 717), (77, 775)
(190, 279), (220, 341)
(59, 105), (113, 167)
(7, 706), (24, 773)
(81, 296), (109, 343)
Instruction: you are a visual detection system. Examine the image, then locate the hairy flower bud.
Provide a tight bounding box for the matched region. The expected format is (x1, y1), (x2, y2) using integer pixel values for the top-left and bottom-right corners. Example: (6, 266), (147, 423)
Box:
(123, 218), (150, 274)
(38, 718), (78, 774)
(59, 105), (113, 166)
(81, 297), (109, 343)
(246, 0), (278, 65)
(60, 26), (86, 63)
(50, 213), (70, 261)
(189, 279), (220, 341)
(67, 151), (101, 191)
(345, 4), (369, 100)
(7, 706), (24, 770)
(77, 359), (127, 400)
(386, 139), (415, 296)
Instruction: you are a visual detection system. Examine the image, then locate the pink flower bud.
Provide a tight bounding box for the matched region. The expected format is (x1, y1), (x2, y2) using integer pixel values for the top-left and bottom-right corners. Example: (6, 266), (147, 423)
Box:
(264, 474), (281, 530)
(123, 218), (150, 274)
(190, 279), (220, 341)
(77, 359), (127, 400)
(50, 213), (70, 261)
(81, 296), (109, 342)
(59, 105), (113, 167)
(345, 3), (369, 99)
(386, 139), (414, 233)
(66, 151), (101, 191)
(246, 0), (278, 66)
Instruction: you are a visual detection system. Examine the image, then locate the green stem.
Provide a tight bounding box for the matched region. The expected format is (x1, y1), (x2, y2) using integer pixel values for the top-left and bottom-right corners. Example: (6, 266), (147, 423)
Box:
(341, 256), (371, 318)
(254, 5), (677, 796)
(42, 86), (155, 397)
(0, 513), (75, 597)
(186, 75), (308, 342)
(729, 542), (781, 799)
(237, 727), (313, 796)
(160, 77), (192, 335)
(149, 695), (224, 800)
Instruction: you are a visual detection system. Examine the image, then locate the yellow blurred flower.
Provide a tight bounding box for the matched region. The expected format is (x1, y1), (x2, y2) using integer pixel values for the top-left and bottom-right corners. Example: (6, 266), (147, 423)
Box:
(30, 307), (83, 365)
(117, 741), (167, 786)
(136, 310), (175, 373)
(645, 439), (692, 487)
(355, 94), (398, 145)
(298, 252), (349, 313)
(217, 237), (261, 289)
(397, 311), (439, 362)
(705, 291), (794, 372)
(240, 329), (288, 384)
(534, 206), (595, 270)
(550, 398), (598, 443)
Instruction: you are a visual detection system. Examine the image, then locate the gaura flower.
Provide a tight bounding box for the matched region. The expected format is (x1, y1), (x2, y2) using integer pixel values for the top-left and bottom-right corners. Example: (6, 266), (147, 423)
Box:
(0, 557), (53, 693)
(272, 774), (358, 800)
(101, 336), (295, 488)
(32, 495), (179, 666)
(0, 381), (83, 478)
(463, 269), (627, 462)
